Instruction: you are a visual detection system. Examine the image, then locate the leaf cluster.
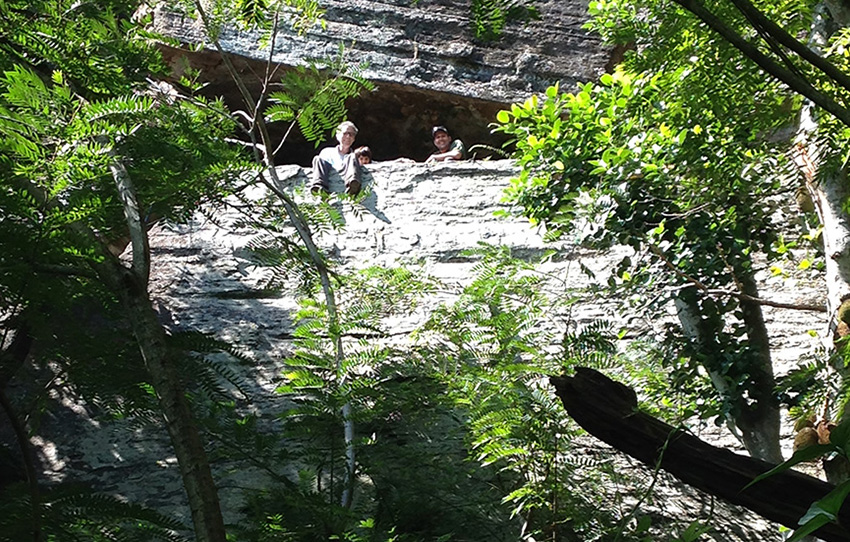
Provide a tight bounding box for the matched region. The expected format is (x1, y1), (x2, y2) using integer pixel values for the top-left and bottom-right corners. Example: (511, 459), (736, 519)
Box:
(469, 0), (540, 41)
(416, 245), (659, 541)
(0, 483), (188, 542)
(266, 52), (375, 146)
(492, 28), (806, 424)
(0, 0), (168, 99)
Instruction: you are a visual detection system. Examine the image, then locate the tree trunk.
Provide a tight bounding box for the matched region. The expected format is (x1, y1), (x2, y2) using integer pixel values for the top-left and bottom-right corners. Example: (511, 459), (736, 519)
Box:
(15, 171), (228, 541)
(0, 328), (40, 542)
(735, 272), (783, 462)
(674, 286), (782, 462)
(114, 271), (226, 542)
(550, 368), (850, 541)
(106, 154), (227, 542)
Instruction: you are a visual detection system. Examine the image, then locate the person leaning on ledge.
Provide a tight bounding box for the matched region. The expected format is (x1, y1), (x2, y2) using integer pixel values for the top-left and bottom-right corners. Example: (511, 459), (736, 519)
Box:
(425, 125), (466, 163)
(310, 121), (362, 196)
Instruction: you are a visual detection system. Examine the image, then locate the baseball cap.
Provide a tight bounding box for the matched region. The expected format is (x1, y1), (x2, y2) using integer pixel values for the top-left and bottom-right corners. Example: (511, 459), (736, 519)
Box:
(432, 125), (449, 137)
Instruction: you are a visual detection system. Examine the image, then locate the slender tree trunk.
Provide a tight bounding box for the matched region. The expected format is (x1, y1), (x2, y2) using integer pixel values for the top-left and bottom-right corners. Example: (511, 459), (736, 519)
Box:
(0, 329), (41, 542)
(190, 1), (357, 508)
(812, 166), (850, 344)
(736, 273), (782, 462)
(114, 271), (226, 542)
(0, 323), (33, 389)
(795, 6), (850, 485)
(674, 286), (782, 462)
(13, 125), (228, 542)
(106, 153), (227, 542)
(808, 163), (850, 484)
(797, 6), (850, 350)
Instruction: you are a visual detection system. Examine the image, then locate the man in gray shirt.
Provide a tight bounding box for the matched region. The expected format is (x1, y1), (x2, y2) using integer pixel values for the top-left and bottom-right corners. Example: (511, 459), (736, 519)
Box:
(311, 121), (362, 196)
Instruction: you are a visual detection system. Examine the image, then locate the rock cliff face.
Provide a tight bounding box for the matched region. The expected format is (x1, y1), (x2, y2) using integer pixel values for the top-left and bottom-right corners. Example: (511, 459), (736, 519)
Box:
(33, 160), (820, 540)
(150, 1), (617, 163)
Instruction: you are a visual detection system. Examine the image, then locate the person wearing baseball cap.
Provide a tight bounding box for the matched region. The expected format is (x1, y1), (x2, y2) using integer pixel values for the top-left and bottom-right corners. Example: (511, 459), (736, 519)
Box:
(426, 125), (466, 163)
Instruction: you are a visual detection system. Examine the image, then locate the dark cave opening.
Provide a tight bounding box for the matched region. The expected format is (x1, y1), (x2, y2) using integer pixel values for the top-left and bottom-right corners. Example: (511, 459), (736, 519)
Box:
(160, 46), (513, 167)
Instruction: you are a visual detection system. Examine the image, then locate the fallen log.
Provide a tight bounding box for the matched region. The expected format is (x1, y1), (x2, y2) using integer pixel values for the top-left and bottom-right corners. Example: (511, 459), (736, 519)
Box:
(550, 367), (850, 542)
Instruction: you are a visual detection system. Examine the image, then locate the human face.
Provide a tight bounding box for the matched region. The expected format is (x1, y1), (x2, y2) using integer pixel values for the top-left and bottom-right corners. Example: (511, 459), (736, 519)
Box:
(433, 131), (450, 152)
(337, 127), (357, 152)
(358, 155), (371, 165)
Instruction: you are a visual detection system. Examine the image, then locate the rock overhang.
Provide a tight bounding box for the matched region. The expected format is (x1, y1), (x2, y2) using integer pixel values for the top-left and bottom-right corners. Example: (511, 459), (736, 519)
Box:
(148, 0), (615, 164)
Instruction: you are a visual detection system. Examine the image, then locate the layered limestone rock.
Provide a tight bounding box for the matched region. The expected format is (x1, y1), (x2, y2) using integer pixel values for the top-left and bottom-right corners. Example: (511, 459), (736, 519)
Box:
(31, 160), (822, 540)
(149, 1), (617, 162)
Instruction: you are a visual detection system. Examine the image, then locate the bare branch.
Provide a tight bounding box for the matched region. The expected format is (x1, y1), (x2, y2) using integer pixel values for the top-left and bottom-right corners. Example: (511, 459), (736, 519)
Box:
(193, 0), (355, 508)
(649, 243), (826, 312)
(726, 0), (850, 95)
(105, 146), (150, 284)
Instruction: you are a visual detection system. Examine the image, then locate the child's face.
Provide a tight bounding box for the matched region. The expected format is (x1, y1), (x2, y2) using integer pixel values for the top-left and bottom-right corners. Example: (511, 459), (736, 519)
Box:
(358, 155), (371, 165)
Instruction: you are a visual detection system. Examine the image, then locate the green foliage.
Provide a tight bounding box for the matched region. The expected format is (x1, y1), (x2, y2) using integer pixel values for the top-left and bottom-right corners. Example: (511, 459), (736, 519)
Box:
(0, 2), (265, 541)
(616, 340), (709, 423)
(670, 520), (712, 542)
(493, 7), (800, 440)
(470, 0), (540, 41)
(265, 48), (375, 145)
(270, 265), (437, 532)
(173, 0), (324, 40)
(1, 65), (247, 255)
(0, 0), (248, 431)
(0, 0), (167, 97)
(169, 332), (257, 403)
(0, 9), (250, 438)
(0, 483), (188, 542)
(418, 245), (657, 541)
(778, 353), (840, 421)
(356, 363), (514, 541)
(235, 490), (357, 541)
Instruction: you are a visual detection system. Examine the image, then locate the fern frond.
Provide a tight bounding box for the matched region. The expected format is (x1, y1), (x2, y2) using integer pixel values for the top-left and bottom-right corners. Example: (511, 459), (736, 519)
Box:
(470, 0), (540, 41)
(267, 56), (373, 144)
(0, 484), (188, 542)
(167, 330), (254, 365)
(82, 94), (154, 122)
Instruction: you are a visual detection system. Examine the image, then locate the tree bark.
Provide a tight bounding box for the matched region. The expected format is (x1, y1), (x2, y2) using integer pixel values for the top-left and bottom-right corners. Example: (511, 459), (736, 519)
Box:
(105, 153), (227, 542)
(785, 3), (850, 490)
(14, 172), (228, 541)
(734, 272), (782, 463)
(113, 270), (226, 542)
(670, 0), (850, 128)
(0, 325), (38, 542)
(550, 368), (850, 542)
(673, 286), (782, 462)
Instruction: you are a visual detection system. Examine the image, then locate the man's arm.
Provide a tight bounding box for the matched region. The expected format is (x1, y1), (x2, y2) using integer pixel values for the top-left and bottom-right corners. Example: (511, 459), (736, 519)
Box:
(447, 139), (465, 160)
(426, 139), (465, 162)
